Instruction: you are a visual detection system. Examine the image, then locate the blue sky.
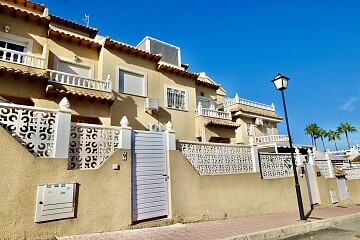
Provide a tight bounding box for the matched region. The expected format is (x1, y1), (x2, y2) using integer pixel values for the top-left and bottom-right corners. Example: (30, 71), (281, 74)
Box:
(41, 0), (360, 150)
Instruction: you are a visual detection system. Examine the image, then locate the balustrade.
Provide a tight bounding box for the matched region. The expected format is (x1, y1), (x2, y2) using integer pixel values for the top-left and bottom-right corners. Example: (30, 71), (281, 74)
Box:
(0, 47), (44, 68)
(219, 93), (275, 111)
(196, 102), (231, 120)
(255, 135), (289, 143)
(48, 70), (112, 92)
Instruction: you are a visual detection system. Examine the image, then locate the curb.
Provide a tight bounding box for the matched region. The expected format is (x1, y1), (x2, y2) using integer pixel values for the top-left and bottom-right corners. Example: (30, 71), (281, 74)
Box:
(223, 212), (360, 240)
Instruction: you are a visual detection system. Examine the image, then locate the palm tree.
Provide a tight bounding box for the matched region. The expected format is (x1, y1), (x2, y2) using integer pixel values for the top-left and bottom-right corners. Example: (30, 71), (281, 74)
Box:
(305, 123), (318, 148)
(337, 122), (357, 149)
(326, 129), (341, 151)
(315, 127), (327, 152)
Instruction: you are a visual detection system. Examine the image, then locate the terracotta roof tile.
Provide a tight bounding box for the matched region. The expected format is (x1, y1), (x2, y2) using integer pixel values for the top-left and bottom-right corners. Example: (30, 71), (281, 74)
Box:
(46, 84), (114, 103)
(229, 104), (283, 120)
(0, 66), (47, 78)
(0, 1), (50, 24)
(48, 26), (101, 48)
(158, 61), (199, 79)
(203, 117), (240, 128)
(105, 38), (162, 61)
(50, 14), (98, 38)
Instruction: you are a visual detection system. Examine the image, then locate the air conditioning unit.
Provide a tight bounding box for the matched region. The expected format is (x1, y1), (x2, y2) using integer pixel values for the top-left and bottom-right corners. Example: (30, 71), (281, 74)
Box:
(148, 124), (163, 132)
(255, 118), (263, 125)
(145, 98), (159, 113)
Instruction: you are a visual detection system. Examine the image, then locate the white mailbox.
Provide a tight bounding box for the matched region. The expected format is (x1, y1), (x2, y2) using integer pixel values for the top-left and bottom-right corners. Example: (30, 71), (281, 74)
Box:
(35, 183), (76, 223)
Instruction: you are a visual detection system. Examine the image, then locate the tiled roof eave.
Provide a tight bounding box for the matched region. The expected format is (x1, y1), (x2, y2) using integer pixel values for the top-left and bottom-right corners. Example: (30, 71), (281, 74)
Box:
(158, 64), (199, 79)
(0, 66), (48, 79)
(46, 84), (114, 104)
(48, 28), (101, 49)
(105, 39), (162, 62)
(0, 2), (50, 25)
(49, 14), (98, 38)
(202, 117), (240, 128)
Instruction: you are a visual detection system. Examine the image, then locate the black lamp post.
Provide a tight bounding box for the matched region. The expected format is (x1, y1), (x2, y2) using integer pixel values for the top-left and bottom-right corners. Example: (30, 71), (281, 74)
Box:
(271, 73), (306, 221)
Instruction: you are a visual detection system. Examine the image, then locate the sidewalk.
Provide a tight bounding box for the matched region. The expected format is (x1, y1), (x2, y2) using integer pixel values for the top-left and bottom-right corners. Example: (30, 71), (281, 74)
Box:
(58, 204), (360, 240)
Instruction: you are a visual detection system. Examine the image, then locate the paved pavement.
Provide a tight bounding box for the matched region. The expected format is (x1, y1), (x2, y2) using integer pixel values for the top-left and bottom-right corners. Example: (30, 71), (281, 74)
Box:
(58, 204), (360, 240)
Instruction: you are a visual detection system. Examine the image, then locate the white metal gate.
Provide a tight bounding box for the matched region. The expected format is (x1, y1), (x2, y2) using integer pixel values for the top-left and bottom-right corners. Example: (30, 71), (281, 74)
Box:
(304, 163), (320, 205)
(132, 130), (168, 222)
(337, 177), (349, 201)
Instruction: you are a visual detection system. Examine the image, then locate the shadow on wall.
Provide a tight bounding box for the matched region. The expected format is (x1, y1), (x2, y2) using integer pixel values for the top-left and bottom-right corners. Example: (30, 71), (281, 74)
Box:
(111, 93), (143, 129)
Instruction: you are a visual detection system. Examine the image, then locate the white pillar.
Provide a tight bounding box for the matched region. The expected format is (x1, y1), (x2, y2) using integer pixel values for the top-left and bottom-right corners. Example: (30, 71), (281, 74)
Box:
(106, 74), (112, 92)
(307, 148), (315, 165)
(249, 137), (260, 172)
(325, 152), (335, 178)
(119, 116), (132, 149)
(295, 147), (302, 166)
(53, 97), (72, 158)
(165, 121), (176, 150)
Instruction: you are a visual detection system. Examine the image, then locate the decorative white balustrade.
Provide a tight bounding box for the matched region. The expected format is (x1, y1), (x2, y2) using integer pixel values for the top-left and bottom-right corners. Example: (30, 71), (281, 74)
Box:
(196, 102), (231, 120)
(69, 123), (121, 170)
(0, 103), (57, 157)
(314, 160), (332, 178)
(259, 153), (294, 179)
(343, 168), (360, 180)
(219, 93), (275, 111)
(0, 47), (44, 68)
(255, 135), (289, 144)
(179, 141), (253, 175)
(48, 70), (112, 92)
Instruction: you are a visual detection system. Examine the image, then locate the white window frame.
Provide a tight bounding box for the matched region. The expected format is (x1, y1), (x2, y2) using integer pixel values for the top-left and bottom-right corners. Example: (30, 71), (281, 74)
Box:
(53, 56), (94, 78)
(0, 32), (33, 53)
(116, 65), (147, 97)
(246, 122), (254, 136)
(165, 85), (188, 111)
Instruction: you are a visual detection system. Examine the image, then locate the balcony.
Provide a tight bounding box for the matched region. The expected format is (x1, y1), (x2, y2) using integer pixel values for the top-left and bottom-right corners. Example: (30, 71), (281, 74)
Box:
(255, 135), (289, 144)
(48, 70), (112, 92)
(196, 102), (231, 120)
(219, 93), (275, 111)
(0, 47), (44, 69)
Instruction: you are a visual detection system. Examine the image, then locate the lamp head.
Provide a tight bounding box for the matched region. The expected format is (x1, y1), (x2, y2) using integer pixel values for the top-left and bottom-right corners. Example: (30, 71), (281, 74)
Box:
(271, 73), (290, 91)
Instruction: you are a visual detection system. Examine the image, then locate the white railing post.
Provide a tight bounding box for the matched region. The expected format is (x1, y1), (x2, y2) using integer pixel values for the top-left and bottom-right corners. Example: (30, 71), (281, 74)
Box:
(119, 116), (132, 149)
(249, 137), (260, 172)
(53, 97), (72, 158)
(295, 148), (302, 166)
(307, 148), (315, 165)
(235, 93), (240, 103)
(197, 102), (202, 116)
(165, 121), (176, 151)
(106, 74), (112, 91)
(325, 152), (335, 178)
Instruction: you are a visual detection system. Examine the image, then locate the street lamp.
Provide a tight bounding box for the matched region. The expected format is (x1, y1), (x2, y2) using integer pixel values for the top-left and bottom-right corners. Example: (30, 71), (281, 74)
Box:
(271, 73), (306, 221)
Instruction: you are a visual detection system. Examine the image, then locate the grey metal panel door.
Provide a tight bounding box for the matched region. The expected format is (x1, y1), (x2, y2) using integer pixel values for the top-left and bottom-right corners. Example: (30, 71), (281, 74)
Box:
(132, 130), (168, 221)
(304, 163), (320, 205)
(337, 177), (349, 201)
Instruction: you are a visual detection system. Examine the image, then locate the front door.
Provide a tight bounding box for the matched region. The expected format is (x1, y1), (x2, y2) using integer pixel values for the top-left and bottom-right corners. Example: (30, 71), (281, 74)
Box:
(132, 130), (168, 222)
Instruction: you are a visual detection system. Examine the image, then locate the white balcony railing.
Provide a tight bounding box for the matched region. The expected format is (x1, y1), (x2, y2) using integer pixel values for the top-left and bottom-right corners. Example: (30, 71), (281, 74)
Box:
(219, 93), (275, 111)
(48, 70), (112, 92)
(0, 47), (44, 68)
(196, 102), (231, 120)
(255, 135), (289, 144)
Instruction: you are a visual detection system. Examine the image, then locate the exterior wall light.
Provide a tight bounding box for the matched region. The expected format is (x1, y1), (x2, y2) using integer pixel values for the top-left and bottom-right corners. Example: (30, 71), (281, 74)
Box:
(4, 25), (10, 33)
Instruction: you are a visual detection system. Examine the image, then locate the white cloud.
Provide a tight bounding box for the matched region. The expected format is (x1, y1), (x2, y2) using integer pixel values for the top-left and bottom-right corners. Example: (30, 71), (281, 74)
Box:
(341, 97), (360, 112)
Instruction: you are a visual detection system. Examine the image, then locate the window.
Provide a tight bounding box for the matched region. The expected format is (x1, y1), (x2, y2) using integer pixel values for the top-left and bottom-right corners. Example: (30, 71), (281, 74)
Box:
(166, 86), (187, 110)
(262, 124), (273, 136)
(117, 67), (146, 97)
(246, 123), (254, 136)
(196, 96), (215, 109)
